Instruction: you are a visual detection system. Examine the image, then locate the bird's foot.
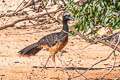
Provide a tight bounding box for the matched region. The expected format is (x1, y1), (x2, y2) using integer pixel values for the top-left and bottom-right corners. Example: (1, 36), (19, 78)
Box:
(41, 65), (47, 71)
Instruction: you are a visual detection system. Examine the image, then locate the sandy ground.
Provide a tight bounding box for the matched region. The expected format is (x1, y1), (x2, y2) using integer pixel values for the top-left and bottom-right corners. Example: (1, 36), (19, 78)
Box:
(0, 0), (120, 80)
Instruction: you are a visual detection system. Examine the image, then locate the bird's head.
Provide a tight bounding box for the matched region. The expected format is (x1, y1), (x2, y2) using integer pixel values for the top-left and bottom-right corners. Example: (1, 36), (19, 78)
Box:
(63, 12), (73, 21)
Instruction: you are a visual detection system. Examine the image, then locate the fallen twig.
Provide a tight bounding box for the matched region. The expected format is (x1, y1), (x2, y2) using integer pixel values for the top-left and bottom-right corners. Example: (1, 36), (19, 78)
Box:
(41, 0), (60, 23)
(56, 55), (71, 79)
(100, 34), (120, 79)
(16, 0), (33, 12)
(69, 34), (120, 80)
(68, 26), (89, 41)
(0, 7), (66, 30)
(15, 0), (26, 12)
(82, 32), (120, 52)
(93, 32), (119, 43)
(71, 63), (88, 79)
(0, 0), (27, 18)
(101, 51), (116, 79)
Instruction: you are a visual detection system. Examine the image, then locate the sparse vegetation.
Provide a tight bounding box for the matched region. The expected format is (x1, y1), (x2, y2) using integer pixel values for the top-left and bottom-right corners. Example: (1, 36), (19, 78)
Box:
(0, 0), (120, 80)
(67, 0), (120, 35)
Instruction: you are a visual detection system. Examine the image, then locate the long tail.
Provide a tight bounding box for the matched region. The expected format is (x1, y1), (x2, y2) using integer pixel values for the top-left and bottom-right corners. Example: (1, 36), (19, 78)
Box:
(18, 42), (42, 55)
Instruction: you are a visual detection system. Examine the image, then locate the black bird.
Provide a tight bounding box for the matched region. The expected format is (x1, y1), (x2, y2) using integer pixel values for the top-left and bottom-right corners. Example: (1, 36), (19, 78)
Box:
(18, 12), (73, 69)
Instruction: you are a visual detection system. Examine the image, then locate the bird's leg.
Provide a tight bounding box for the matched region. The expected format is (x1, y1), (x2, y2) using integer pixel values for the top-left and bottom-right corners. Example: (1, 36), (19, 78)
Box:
(51, 53), (56, 71)
(43, 55), (51, 68)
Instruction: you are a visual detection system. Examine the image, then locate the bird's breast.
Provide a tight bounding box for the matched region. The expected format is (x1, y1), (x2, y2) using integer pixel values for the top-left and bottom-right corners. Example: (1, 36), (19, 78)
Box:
(51, 39), (68, 52)
(37, 38), (68, 53)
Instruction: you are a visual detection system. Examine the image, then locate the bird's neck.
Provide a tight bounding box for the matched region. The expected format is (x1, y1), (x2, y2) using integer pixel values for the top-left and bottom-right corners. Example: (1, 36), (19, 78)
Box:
(62, 20), (68, 32)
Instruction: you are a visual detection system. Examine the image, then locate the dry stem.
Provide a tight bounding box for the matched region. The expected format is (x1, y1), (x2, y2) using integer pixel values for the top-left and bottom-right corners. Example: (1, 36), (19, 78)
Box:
(69, 34), (120, 80)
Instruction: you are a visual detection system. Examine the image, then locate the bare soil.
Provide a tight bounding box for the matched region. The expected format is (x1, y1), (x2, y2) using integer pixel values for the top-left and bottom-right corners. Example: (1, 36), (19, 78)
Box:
(0, 0), (120, 80)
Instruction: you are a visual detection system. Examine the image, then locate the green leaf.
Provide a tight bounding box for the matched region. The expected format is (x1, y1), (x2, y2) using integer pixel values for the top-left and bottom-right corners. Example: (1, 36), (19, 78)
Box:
(45, 0), (49, 4)
(104, 17), (109, 25)
(97, 5), (102, 11)
(84, 22), (88, 32)
(68, 0), (120, 34)
(112, 12), (119, 16)
(83, 3), (88, 12)
(113, 0), (117, 4)
(53, 0), (56, 4)
(113, 18), (120, 27)
(67, 0), (71, 10)
(90, 22), (94, 29)
(69, 31), (75, 35)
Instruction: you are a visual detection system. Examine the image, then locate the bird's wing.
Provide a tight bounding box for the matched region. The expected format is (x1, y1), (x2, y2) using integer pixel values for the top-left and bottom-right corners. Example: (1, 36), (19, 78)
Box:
(38, 32), (68, 47)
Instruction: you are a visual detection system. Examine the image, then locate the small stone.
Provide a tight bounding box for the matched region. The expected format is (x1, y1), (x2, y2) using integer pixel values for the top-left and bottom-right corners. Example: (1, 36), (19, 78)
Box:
(32, 66), (38, 68)
(14, 61), (20, 63)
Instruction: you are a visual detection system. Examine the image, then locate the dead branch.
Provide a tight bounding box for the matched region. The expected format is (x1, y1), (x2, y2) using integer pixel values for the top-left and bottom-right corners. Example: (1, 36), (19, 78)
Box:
(69, 51), (112, 80)
(16, 0), (33, 12)
(93, 32), (119, 43)
(0, 11), (28, 18)
(56, 55), (71, 79)
(99, 40), (120, 52)
(0, 0), (30, 18)
(101, 51), (116, 79)
(15, 0), (26, 12)
(0, 18), (31, 30)
(88, 32), (120, 52)
(41, 0), (60, 23)
(69, 34), (120, 80)
(0, 0), (28, 18)
(100, 34), (120, 79)
(71, 63), (88, 79)
(68, 26), (89, 41)
(0, 7), (66, 30)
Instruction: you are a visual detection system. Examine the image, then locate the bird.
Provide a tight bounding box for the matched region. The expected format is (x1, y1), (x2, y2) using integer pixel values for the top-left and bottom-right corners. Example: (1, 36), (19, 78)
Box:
(18, 12), (73, 70)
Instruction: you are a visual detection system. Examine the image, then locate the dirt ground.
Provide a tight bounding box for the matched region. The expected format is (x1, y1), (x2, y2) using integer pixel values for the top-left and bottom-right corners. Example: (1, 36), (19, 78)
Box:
(0, 0), (120, 80)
